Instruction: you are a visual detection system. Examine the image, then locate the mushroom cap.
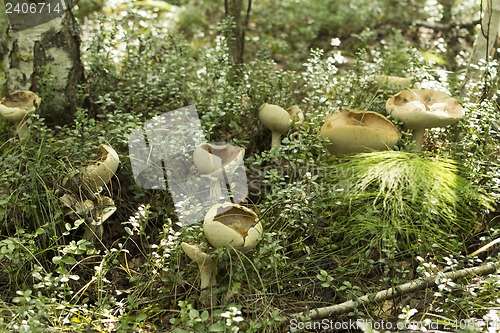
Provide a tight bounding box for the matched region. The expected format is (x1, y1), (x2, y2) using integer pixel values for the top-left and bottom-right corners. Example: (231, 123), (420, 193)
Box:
(93, 196), (116, 223)
(258, 103), (292, 134)
(386, 89), (464, 129)
(0, 90), (41, 122)
(82, 144), (120, 193)
(370, 75), (412, 88)
(203, 203), (263, 250)
(59, 194), (94, 217)
(181, 242), (211, 266)
(193, 142), (244, 178)
(287, 105), (305, 125)
(320, 108), (401, 155)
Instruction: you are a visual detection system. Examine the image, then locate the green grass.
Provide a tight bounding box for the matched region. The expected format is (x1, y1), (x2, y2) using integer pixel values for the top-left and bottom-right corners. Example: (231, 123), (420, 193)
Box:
(322, 151), (494, 259)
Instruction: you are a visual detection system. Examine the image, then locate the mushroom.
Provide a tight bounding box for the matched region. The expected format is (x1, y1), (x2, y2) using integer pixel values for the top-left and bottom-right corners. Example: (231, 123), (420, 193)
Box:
(0, 90), (41, 138)
(319, 108), (401, 155)
(370, 75), (412, 88)
(181, 242), (215, 290)
(386, 89), (464, 151)
(59, 193), (94, 219)
(287, 105), (305, 126)
(259, 103), (296, 147)
(59, 193), (116, 242)
(192, 142), (245, 201)
(82, 144), (120, 195)
(181, 242), (215, 306)
(203, 202), (263, 251)
(83, 196), (116, 242)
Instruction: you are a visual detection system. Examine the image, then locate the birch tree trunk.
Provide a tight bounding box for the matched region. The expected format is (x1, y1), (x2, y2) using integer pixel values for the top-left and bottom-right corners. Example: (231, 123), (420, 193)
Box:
(465, 0), (500, 82)
(0, 0), (84, 125)
(0, 1), (9, 91)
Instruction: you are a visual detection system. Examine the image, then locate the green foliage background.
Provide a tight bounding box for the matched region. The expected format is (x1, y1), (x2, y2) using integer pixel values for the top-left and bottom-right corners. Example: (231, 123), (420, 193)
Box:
(0, 0), (499, 331)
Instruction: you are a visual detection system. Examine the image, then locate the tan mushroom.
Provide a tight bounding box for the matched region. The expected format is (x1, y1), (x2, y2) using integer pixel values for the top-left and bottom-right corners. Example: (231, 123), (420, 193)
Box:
(287, 105), (305, 126)
(59, 193), (94, 219)
(193, 142), (245, 201)
(370, 75), (413, 88)
(59, 193), (116, 243)
(203, 202), (263, 251)
(82, 144), (120, 195)
(386, 89), (464, 150)
(181, 242), (214, 290)
(0, 90), (41, 138)
(259, 103), (302, 147)
(319, 108), (401, 155)
(181, 242), (215, 306)
(83, 196), (116, 242)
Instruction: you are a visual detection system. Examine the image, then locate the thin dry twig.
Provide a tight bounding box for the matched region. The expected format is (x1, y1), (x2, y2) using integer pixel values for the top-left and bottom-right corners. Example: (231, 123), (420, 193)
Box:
(291, 261), (500, 320)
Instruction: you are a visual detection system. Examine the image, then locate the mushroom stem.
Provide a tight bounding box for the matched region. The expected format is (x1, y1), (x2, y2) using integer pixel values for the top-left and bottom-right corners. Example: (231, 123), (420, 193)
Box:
(209, 176), (224, 201)
(181, 242), (216, 293)
(412, 129), (426, 151)
(15, 119), (30, 139)
(83, 220), (103, 243)
(271, 132), (282, 147)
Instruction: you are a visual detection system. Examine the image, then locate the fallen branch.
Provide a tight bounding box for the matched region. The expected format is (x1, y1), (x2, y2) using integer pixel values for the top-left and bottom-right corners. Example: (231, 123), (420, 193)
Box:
(291, 261), (500, 320)
(413, 19), (480, 31)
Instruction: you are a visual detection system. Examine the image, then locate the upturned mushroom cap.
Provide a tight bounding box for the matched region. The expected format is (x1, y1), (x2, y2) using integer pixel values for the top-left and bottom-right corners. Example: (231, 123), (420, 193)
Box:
(82, 144), (120, 194)
(193, 143), (244, 178)
(386, 89), (464, 129)
(319, 108), (401, 155)
(258, 103), (292, 135)
(203, 203), (263, 250)
(0, 90), (41, 122)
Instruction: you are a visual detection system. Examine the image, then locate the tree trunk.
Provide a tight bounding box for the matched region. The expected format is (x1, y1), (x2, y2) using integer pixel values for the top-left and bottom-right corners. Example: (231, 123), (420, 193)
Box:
(465, 0), (500, 83)
(0, 1), (9, 92)
(224, 0), (251, 65)
(0, 0), (84, 126)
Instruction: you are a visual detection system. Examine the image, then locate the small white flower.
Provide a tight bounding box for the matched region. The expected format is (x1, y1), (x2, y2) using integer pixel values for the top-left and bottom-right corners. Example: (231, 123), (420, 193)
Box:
(330, 38), (341, 47)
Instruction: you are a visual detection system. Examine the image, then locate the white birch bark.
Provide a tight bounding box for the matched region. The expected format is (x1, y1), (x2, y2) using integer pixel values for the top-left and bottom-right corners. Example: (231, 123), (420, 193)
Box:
(0, 1), (84, 124)
(466, 0), (500, 81)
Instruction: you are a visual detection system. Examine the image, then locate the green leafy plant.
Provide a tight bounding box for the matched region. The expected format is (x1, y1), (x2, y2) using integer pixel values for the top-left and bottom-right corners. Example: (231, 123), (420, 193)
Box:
(316, 269), (334, 288)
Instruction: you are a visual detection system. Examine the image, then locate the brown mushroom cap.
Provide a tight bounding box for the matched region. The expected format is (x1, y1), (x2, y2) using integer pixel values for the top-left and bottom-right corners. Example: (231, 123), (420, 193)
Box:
(386, 89), (464, 129)
(320, 108), (401, 155)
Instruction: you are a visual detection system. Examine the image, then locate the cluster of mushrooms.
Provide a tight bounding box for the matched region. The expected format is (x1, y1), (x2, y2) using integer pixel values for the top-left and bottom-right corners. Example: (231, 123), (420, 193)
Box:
(227, 88), (464, 295)
(0, 90), (121, 243)
(316, 88), (465, 154)
(1, 86), (465, 302)
(59, 144), (120, 243)
(258, 88), (465, 154)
